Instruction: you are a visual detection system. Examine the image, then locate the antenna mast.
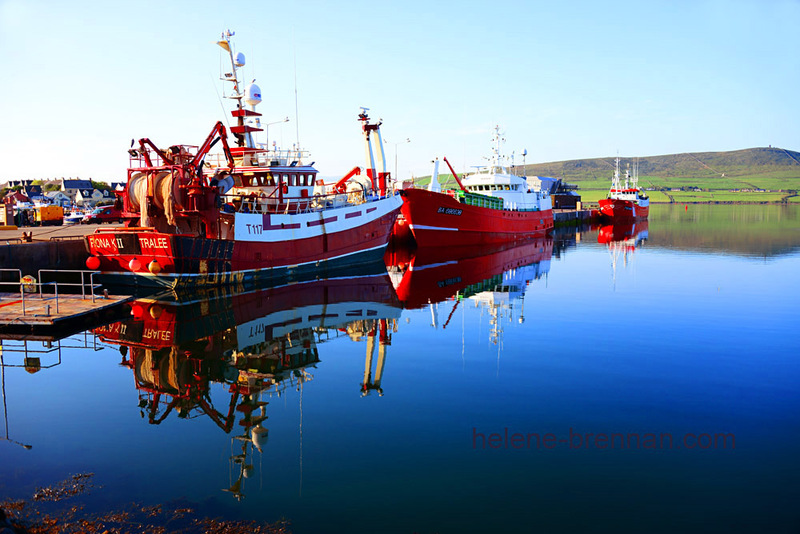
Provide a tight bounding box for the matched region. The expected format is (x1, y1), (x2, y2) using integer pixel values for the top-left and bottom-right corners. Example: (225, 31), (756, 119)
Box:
(217, 30), (263, 148)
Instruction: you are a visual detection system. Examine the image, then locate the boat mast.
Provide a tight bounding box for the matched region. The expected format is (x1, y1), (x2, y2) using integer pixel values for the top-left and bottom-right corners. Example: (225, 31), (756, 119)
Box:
(612, 156), (621, 191)
(358, 108), (389, 196)
(360, 107), (378, 189)
(490, 125), (505, 170)
(217, 30), (262, 149)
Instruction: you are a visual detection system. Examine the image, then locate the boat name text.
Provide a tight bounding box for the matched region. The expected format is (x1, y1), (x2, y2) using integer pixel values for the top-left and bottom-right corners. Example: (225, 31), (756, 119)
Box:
(437, 276), (462, 288)
(89, 236), (116, 250)
(437, 207), (463, 216)
(140, 236), (170, 249)
(142, 328), (173, 342)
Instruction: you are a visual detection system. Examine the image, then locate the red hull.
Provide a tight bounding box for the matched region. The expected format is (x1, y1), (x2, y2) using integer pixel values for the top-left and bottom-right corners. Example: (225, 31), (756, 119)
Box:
(86, 199), (401, 288)
(398, 188), (553, 247)
(598, 198), (649, 221)
(389, 213), (415, 246)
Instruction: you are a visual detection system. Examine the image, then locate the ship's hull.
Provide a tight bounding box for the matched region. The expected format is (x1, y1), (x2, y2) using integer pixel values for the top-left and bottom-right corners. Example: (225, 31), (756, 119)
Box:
(86, 195), (403, 290)
(398, 188), (553, 247)
(598, 198), (649, 221)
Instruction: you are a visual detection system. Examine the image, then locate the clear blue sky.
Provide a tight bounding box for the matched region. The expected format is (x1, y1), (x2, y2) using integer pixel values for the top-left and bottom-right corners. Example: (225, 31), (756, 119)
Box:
(1, 0), (798, 183)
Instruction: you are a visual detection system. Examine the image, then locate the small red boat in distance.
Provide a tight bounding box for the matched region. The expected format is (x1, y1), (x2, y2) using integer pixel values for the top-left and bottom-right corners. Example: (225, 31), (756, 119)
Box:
(598, 157), (649, 222)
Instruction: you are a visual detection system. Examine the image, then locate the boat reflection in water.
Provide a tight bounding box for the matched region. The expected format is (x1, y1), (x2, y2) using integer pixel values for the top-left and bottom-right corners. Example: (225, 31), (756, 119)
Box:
(597, 220), (649, 248)
(94, 271), (401, 500)
(597, 220), (649, 285)
(387, 236), (553, 343)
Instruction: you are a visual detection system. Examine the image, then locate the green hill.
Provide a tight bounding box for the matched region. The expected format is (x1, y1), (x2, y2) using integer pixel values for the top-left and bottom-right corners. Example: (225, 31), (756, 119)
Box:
(519, 147), (800, 203)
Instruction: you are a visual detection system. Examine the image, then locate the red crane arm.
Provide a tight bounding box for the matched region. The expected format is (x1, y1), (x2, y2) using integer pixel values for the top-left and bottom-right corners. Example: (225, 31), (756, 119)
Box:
(191, 121), (234, 169)
(332, 166), (362, 193)
(138, 138), (172, 167)
(443, 156), (467, 192)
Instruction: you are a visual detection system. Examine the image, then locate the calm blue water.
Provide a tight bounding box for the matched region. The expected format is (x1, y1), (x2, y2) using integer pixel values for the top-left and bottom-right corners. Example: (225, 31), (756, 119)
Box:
(2, 204), (800, 533)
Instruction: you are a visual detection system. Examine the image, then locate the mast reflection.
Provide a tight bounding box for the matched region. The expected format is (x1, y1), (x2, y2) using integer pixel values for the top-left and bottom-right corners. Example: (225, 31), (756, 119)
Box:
(359, 318), (393, 396)
(597, 221), (649, 286)
(94, 273), (402, 500)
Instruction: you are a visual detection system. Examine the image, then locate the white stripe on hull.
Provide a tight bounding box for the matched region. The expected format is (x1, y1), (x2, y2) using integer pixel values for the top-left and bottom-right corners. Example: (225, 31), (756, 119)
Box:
(409, 224), (459, 232)
(233, 195), (402, 242)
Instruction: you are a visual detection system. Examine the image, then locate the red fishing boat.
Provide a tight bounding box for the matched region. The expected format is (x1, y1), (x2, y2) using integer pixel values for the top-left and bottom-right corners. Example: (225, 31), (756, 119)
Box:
(396, 127), (553, 247)
(598, 157), (650, 221)
(85, 31), (401, 289)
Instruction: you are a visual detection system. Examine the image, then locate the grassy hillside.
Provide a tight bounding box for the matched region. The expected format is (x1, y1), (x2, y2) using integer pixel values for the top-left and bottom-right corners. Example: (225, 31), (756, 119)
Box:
(517, 147), (800, 203)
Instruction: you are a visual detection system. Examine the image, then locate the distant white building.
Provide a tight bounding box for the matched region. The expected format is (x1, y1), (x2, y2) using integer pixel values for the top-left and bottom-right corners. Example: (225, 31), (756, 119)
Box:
(60, 179), (94, 203)
(75, 188), (113, 206)
(5, 179), (34, 188)
(45, 190), (72, 207)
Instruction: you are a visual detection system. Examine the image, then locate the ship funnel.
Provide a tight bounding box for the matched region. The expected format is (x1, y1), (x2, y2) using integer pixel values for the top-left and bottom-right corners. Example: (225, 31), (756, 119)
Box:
(429, 158), (441, 193)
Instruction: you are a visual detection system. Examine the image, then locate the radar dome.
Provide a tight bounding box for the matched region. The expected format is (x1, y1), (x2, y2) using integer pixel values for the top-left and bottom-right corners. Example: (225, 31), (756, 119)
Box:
(245, 83), (262, 107)
(251, 425), (269, 453)
(235, 52), (245, 67)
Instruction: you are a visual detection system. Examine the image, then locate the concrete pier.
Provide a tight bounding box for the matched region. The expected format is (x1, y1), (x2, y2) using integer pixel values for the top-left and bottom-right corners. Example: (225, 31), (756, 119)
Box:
(0, 291), (130, 325)
(0, 289), (131, 340)
(553, 208), (596, 227)
(0, 223), (112, 276)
